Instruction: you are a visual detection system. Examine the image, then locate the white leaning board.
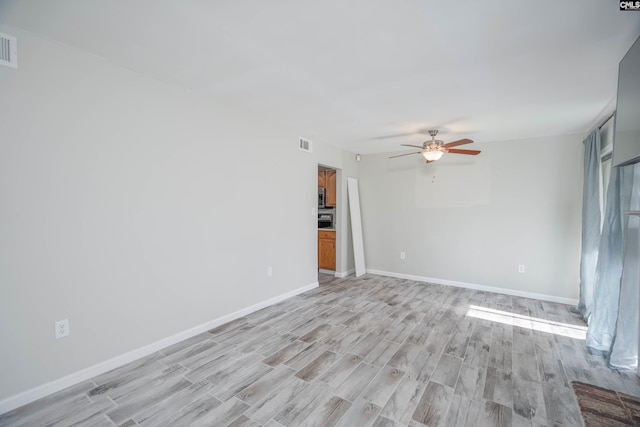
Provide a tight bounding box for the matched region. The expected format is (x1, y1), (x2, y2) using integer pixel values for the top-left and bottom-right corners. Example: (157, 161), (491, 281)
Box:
(347, 177), (366, 277)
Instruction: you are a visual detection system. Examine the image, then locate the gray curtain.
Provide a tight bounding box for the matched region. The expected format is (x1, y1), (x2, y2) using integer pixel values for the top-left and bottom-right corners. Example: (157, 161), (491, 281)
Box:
(572, 129), (601, 320)
(609, 164), (640, 369)
(586, 163), (640, 370)
(586, 167), (627, 356)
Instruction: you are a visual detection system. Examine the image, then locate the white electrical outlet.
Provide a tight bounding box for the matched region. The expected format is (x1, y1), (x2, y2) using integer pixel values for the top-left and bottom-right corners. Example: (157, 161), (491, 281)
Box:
(267, 266), (273, 277)
(400, 252), (406, 260)
(55, 319), (70, 339)
(518, 264), (525, 273)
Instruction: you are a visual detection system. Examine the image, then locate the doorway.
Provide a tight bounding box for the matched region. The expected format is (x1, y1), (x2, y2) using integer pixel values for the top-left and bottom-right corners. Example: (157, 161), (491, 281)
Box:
(318, 165), (337, 274)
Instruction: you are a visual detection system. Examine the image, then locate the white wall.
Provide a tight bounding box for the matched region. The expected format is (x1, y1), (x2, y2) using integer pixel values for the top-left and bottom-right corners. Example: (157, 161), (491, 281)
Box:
(358, 134), (584, 300)
(0, 26), (354, 402)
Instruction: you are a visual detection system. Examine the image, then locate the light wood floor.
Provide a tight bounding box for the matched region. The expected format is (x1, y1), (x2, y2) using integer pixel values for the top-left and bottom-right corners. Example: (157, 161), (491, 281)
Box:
(2, 274), (640, 426)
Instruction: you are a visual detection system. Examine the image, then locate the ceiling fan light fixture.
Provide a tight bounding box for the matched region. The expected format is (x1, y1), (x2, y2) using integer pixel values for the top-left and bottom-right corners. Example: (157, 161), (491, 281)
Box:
(389, 128), (479, 163)
(422, 150), (444, 161)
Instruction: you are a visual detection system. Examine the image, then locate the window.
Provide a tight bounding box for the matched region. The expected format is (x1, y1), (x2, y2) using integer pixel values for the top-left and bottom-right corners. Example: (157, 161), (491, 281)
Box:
(600, 116), (615, 206)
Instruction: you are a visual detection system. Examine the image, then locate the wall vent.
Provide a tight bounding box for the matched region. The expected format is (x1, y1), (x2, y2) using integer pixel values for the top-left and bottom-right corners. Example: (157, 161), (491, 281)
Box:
(0, 32), (18, 69)
(299, 137), (312, 152)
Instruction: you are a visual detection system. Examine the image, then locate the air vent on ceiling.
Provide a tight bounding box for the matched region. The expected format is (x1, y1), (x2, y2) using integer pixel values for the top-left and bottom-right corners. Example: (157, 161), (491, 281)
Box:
(0, 32), (18, 69)
(299, 137), (312, 152)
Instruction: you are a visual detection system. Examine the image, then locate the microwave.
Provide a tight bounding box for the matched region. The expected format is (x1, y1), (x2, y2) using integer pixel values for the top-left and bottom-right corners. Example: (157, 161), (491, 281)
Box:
(318, 188), (326, 208)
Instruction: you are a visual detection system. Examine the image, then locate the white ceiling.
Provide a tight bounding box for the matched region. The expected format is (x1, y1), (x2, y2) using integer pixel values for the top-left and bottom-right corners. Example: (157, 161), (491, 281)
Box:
(1, 0), (639, 153)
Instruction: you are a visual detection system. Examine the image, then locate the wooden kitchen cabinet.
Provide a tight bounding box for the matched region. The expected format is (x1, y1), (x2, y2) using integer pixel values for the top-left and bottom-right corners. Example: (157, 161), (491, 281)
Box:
(318, 230), (336, 270)
(318, 171), (326, 188)
(325, 170), (336, 207)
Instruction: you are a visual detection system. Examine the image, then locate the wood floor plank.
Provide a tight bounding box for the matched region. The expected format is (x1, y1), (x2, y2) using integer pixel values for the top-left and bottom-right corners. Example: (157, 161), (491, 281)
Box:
(541, 383), (582, 426)
(245, 332), (298, 357)
(45, 395), (115, 427)
(471, 325), (493, 345)
(411, 381), (453, 426)
(318, 353), (363, 387)
(452, 318), (475, 337)
(106, 374), (193, 424)
(387, 342), (422, 371)
(290, 318), (328, 337)
(454, 363), (486, 401)
(483, 366), (513, 407)
(537, 353), (568, 388)
(89, 360), (170, 399)
(324, 329), (363, 354)
(235, 364), (296, 405)
(423, 331), (450, 354)
(87, 415), (118, 427)
(364, 338), (401, 367)
(228, 325), (273, 348)
(372, 415), (405, 427)
(190, 397), (249, 427)
(361, 366), (405, 407)
(295, 350), (340, 382)
(444, 332), (471, 359)
(344, 312), (378, 333)
(315, 307), (357, 325)
(203, 353), (265, 385)
(405, 350), (440, 383)
(513, 331), (535, 355)
(463, 339), (491, 367)
(478, 398), (513, 427)
(488, 340), (513, 371)
(512, 350), (540, 382)
(183, 350), (241, 382)
(335, 398), (381, 427)
(299, 324), (333, 342)
(442, 394), (472, 427)
(274, 382), (331, 426)
(430, 354), (463, 388)
(212, 323), (256, 344)
(283, 342), (330, 371)
(98, 364), (186, 401)
(379, 377), (426, 425)
(178, 340), (237, 370)
(262, 340), (310, 367)
(511, 376), (547, 426)
(227, 414), (260, 427)
(159, 337), (217, 365)
(334, 362), (380, 402)
(297, 394), (351, 427)
(210, 362), (272, 401)
(406, 324), (433, 346)
(243, 377), (309, 425)
(382, 321), (414, 344)
(134, 380), (213, 426)
(346, 332), (385, 357)
(207, 317), (249, 335)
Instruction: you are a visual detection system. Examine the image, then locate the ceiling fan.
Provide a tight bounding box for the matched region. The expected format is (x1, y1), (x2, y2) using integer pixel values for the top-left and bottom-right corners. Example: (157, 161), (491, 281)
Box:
(389, 130), (480, 163)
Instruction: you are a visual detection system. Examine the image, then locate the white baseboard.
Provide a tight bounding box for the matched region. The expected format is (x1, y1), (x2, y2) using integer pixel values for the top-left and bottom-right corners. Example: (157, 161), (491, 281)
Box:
(318, 269), (335, 275)
(334, 269), (355, 278)
(0, 282), (318, 415)
(367, 269), (579, 306)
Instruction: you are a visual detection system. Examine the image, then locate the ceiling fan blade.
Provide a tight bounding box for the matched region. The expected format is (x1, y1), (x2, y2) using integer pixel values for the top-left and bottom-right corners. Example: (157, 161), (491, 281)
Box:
(444, 138), (473, 148)
(400, 144), (425, 149)
(389, 151), (421, 159)
(447, 148), (481, 155)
